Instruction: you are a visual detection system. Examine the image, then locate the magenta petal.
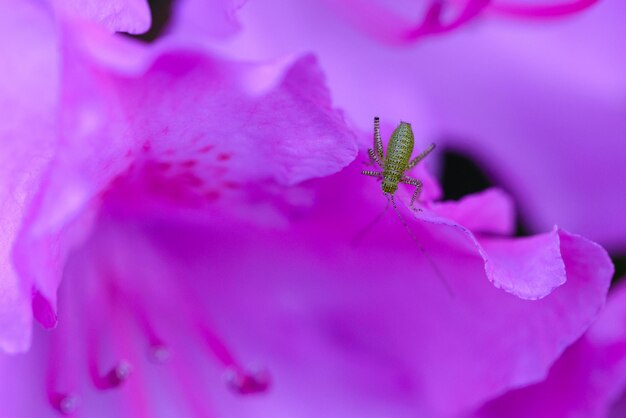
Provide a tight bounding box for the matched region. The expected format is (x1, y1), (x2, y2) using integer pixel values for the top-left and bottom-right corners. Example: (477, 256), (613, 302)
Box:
(476, 279), (626, 418)
(478, 228), (565, 299)
(170, 0), (246, 40)
(225, 0), (626, 250)
(130, 170), (611, 417)
(0, 1), (60, 352)
(52, 0), (151, 34)
(416, 194), (564, 300)
(325, 0), (491, 44)
(14, 24), (357, 326)
(428, 187), (515, 235)
(0, 153), (612, 416)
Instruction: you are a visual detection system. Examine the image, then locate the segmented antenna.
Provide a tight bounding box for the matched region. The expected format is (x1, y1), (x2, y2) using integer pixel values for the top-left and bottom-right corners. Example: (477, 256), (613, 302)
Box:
(387, 194), (454, 296)
(374, 116), (384, 159)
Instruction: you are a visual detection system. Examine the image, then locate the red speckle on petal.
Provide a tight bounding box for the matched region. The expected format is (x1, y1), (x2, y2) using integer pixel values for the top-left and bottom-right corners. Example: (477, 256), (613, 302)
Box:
(176, 172), (204, 188)
(157, 162), (172, 171)
(205, 190), (221, 201)
(210, 166), (228, 177)
(198, 145), (214, 154)
(217, 153), (231, 162)
(223, 181), (240, 189)
(142, 142), (152, 153)
(181, 160), (197, 168)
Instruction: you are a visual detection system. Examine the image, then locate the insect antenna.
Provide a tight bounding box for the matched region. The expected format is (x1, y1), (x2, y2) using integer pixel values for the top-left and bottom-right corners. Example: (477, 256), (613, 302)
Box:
(387, 193), (455, 297)
(350, 198), (391, 246)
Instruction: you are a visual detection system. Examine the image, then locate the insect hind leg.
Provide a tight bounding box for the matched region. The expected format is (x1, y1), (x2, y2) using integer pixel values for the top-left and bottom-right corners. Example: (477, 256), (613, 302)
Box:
(407, 143), (435, 170)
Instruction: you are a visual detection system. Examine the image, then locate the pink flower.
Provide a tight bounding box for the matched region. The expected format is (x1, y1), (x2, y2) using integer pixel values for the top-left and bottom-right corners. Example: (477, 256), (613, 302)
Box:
(218, 0), (626, 250)
(474, 279), (626, 418)
(52, 0), (152, 33)
(0, 1), (615, 417)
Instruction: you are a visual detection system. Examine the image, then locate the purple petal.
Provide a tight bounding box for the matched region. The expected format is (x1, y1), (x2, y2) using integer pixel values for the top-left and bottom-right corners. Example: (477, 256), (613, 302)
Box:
(476, 279), (626, 418)
(427, 187), (516, 235)
(0, 148), (611, 417)
(477, 228), (566, 299)
(0, 1), (60, 352)
(223, 0), (626, 250)
(170, 0), (247, 40)
(413, 190), (565, 300)
(13, 22), (357, 326)
(52, 0), (151, 34)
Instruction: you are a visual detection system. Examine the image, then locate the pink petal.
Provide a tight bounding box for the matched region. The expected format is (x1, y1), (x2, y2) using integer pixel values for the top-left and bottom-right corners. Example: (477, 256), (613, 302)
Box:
(427, 187), (516, 235)
(324, 0), (491, 44)
(408, 187), (565, 300)
(52, 0), (151, 34)
(477, 228), (565, 299)
(222, 0), (626, 250)
(105, 163), (610, 417)
(169, 0), (247, 40)
(0, 143), (612, 417)
(475, 279), (626, 418)
(0, 1), (59, 352)
(13, 21), (357, 326)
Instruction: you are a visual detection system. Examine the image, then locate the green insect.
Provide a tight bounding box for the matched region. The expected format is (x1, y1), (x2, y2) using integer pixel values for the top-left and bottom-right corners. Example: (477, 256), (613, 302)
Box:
(362, 117), (435, 207)
(359, 117), (452, 295)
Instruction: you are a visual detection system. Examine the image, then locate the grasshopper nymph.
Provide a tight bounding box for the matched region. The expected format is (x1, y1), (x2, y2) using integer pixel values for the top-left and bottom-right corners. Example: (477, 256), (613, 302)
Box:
(362, 117), (435, 207)
(360, 117), (452, 295)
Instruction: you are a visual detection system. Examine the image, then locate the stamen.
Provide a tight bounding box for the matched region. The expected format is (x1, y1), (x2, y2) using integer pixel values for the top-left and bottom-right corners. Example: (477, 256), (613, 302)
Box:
(92, 360), (133, 390)
(46, 280), (81, 415)
(405, 0), (491, 40)
(85, 283), (135, 390)
(197, 322), (270, 394)
(490, 0), (598, 18)
(113, 284), (171, 365)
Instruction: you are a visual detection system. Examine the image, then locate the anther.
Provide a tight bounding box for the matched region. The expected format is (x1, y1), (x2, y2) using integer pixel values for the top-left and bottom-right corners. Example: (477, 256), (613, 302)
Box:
(50, 393), (79, 415)
(112, 361), (132, 383)
(95, 360), (133, 390)
(148, 344), (171, 364)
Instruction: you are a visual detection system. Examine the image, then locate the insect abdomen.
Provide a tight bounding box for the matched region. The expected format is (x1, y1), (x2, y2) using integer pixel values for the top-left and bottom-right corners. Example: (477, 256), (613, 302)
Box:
(382, 122), (414, 193)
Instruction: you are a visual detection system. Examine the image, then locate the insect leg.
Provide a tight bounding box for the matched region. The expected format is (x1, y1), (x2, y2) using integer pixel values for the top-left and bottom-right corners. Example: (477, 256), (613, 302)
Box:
(362, 170), (383, 177)
(407, 143), (436, 169)
(400, 176), (423, 207)
(367, 148), (383, 167)
(374, 117), (384, 160)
